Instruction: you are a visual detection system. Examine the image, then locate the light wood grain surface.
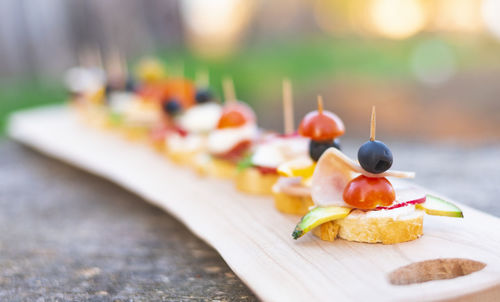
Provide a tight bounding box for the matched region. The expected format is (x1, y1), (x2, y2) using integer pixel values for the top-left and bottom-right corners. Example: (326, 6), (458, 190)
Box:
(8, 106), (500, 302)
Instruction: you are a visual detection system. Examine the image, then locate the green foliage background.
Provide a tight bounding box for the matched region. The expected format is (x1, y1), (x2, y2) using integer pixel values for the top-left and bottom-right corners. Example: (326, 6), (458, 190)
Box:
(1, 36), (497, 135)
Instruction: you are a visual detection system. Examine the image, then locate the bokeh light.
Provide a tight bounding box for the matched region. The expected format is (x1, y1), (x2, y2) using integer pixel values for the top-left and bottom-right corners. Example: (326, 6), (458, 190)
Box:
(370, 0), (426, 39)
(481, 0), (500, 39)
(433, 0), (483, 32)
(313, 0), (354, 35)
(180, 0), (255, 57)
(410, 39), (456, 85)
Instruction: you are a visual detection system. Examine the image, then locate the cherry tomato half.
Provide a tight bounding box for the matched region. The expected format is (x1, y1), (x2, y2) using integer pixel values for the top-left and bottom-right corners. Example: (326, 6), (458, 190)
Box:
(298, 110), (345, 141)
(162, 79), (195, 108)
(343, 175), (395, 209)
(137, 79), (195, 110)
(217, 102), (255, 129)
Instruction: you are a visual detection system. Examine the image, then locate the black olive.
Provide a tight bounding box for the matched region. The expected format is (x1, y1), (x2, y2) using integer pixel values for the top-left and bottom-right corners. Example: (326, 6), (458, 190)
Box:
(332, 138), (341, 150)
(195, 88), (214, 104)
(309, 139), (341, 162)
(162, 99), (182, 116)
(104, 84), (113, 98)
(125, 76), (136, 92)
(357, 140), (393, 174)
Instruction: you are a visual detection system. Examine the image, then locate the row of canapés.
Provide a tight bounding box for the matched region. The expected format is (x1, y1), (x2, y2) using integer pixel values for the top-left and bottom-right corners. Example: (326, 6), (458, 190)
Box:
(65, 57), (463, 245)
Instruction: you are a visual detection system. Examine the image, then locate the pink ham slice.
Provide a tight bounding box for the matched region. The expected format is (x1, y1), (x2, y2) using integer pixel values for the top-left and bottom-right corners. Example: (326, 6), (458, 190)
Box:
(311, 148), (419, 207)
(272, 177), (311, 197)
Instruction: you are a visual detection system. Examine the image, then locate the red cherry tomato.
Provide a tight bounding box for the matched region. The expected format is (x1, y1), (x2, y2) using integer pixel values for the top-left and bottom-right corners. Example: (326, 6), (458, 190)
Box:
(137, 83), (165, 101)
(162, 78), (195, 108)
(137, 79), (195, 110)
(217, 102), (255, 129)
(343, 175), (395, 209)
(298, 110), (345, 141)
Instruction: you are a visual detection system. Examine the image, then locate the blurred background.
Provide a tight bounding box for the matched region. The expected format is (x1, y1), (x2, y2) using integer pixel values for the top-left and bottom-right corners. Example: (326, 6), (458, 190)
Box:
(2, 2), (500, 300)
(1, 0), (500, 143)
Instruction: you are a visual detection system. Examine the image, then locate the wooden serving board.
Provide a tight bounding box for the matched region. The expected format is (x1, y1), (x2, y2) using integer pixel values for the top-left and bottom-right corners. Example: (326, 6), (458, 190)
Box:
(8, 106), (500, 302)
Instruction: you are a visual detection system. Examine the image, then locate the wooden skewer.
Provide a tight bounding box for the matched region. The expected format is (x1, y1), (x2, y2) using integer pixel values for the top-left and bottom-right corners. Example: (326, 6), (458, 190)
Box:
(370, 106), (376, 141)
(77, 48), (86, 67)
(196, 68), (210, 88)
(175, 60), (187, 96)
(282, 78), (294, 135)
(77, 46), (95, 68)
(119, 51), (128, 78)
(177, 60), (185, 78)
(106, 48), (123, 78)
(317, 95), (324, 114)
(93, 45), (103, 69)
(222, 76), (236, 103)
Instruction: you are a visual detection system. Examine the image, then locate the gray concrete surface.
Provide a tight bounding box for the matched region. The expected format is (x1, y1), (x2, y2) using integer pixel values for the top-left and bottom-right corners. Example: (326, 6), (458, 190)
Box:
(1, 139), (499, 301)
(0, 140), (257, 302)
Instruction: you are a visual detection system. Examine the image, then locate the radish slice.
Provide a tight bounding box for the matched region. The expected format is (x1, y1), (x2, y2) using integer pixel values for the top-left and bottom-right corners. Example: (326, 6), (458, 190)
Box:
(375, 187), (426, 210)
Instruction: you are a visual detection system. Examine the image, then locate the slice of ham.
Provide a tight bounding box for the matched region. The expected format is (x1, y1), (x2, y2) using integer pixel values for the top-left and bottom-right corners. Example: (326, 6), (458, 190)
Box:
(321, 148), (415, 179)
(254, 165), (278, 175)
(213, 140), (252, 163)
(272, 177), (311, 197)
(149, 124), (169, 142)
(311, 148), (417, 207)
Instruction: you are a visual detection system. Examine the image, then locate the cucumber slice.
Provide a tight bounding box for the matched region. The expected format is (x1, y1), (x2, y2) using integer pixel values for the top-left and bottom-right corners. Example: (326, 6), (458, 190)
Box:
(292, 206), (352, 239)
(416, 195), (464, 218)
(108, 112), (123, 126)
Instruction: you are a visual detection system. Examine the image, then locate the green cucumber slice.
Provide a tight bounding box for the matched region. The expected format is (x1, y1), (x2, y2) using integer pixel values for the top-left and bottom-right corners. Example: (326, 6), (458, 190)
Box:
(236, 154), (253, 171)
(292, 206), (351, 239)
(109, 112), (123, 126)
(416, 195), (464, 218)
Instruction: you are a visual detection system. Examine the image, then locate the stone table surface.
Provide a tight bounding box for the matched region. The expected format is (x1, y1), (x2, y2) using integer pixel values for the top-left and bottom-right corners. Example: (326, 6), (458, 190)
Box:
(1, 139), (500, 301)
(0, 140), (257, 302)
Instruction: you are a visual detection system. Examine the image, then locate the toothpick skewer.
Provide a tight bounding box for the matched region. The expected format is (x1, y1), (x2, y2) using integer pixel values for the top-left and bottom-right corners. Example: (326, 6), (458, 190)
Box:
(370, 106), (376, 141)
(176, 60), (185, 78)
(196, 68), (210, 88)
(119, 51), (128, 78)
(282, 78), (294, 135)
(222, 76), (236, 103)
(93, 45), (103, 69)
(105, 48), (122, 80)
(317, 95), (324, 114)
(77, 46), (93, 68)
(77, 48), (86, 67)
(176, 60), (187, 96)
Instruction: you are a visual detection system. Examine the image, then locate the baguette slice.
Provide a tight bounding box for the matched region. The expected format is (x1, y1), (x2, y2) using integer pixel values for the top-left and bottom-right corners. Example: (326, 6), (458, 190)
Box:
(203, 158), (237, 179)
(272, 177), (314, 215)
(120, 126), (150, 142)
(273, 192), (314, 216)
(150, 139), (165, 152)
(166, 150), (199, 166)
(313, 208), (424, 244)
(235, 168), (279, 195)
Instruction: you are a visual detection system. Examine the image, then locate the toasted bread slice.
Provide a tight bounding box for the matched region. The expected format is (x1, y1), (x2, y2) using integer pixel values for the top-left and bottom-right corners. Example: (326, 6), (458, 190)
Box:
(313, 208), (424, 244)
(120, 126), (149, 141)
(166, 150), (199, 166)
(235, 168), (279, 195)
(76, 103), (110, 130)
(273, 192), (314, 216)
(150, 139), (165, 152)
(202, 158), (237, 179)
